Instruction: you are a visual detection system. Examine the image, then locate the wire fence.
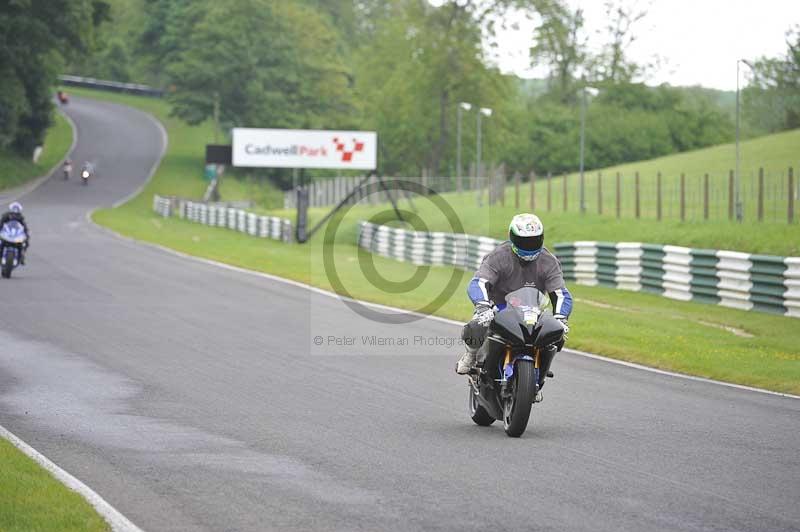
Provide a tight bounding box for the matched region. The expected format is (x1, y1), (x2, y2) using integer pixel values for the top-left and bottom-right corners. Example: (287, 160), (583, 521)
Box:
(285, 165), (798, 224)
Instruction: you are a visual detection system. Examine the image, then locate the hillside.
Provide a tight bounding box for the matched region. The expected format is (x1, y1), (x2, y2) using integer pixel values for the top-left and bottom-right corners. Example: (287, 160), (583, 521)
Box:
(0, 112), (72, 191)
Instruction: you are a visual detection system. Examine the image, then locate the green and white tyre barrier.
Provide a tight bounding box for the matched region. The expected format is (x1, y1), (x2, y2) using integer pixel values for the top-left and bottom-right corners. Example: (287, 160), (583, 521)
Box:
(357, 222), (799, 318)
(152, 194), (293, 243)
(358, 221), (500, 271)
(554, 241), (800, 318)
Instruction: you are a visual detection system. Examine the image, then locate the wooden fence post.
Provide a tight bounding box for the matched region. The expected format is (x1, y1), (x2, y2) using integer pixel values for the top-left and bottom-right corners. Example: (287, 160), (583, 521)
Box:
(563, 174), (568, 211)
(597, 172), (603, 215)
(790, 167), (795, 224)
(547, 172), (552, 212)
(758, 168), (764, 222)
(615, 172), (621, 219)
(530, 170), (536, 210)
(635, 171), (641, 219)
(656, 171), (662, 221)
(514, 171), (520, 209)
(703, 173), (709, 220)
(728, 170), (734, 220)
(680, 173), (686, 222)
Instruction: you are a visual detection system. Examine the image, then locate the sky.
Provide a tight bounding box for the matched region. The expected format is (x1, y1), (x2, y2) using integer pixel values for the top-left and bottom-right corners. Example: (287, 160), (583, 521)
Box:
(490, 0), (800, 91)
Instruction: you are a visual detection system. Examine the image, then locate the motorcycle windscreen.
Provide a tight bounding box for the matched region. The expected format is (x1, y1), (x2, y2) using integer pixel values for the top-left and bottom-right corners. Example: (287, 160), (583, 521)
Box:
(503, 286), (546, 311)
(0, 221), (26, 243)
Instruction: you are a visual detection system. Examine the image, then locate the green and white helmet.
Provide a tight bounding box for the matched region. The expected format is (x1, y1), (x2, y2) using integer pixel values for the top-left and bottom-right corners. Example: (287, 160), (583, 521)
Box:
(509, 213), (544, 261)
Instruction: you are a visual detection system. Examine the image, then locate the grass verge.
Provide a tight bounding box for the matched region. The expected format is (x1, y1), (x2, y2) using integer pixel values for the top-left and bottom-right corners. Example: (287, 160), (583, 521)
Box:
(86, 89), (800, 394)
(0, 111), (72, 191)
(0, 438), (109, 531)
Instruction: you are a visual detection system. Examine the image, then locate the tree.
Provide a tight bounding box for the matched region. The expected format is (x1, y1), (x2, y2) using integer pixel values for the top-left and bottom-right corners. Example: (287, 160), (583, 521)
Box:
(743, 26), (800, 134)
(165, 1), (354, 132)
(529, 0), (588, 103)
(352, 0), (525, 175)
(591, 0), (649, 83)
(0, 0), (100, 155)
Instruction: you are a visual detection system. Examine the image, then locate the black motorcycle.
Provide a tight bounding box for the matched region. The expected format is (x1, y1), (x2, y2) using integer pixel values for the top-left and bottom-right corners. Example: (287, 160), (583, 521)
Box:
(467, 287), (565, 437)
(0, 220), (27, 279)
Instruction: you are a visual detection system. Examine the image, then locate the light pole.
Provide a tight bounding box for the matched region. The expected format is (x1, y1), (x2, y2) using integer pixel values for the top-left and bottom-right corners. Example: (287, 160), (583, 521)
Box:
(476, 107), (492, 183)
(579, 85), (599, 214)
(736, 58), (754, 222)
(457, 102), (472, 193)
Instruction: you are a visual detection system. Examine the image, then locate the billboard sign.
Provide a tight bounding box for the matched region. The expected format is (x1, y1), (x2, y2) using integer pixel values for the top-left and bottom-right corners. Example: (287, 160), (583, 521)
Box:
(232, 128), (377, 170)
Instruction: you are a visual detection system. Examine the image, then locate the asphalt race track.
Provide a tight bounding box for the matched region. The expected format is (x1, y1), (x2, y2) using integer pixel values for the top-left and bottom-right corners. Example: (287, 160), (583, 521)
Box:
(1, 97), (798, 532)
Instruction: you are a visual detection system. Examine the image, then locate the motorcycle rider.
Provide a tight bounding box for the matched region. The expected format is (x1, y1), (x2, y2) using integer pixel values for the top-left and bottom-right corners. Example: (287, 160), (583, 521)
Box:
(63, 158), (72, 180)
(81, 161), (94, 178)
(455, 213), (573, 396)
(0, 202), (30, 264)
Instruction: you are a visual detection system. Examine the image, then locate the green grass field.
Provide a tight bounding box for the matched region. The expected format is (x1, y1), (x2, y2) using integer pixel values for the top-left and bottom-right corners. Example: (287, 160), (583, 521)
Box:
(421, 128), (799, 224)
(86, 89), (800, 394)
(0, 111), (73, 191)
(0, 438), (109, 532)
(533, 128), (799, 223)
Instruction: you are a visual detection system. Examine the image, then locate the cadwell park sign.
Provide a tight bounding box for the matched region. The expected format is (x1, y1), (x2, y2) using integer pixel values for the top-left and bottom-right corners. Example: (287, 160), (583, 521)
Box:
(232, 128), (377, 170)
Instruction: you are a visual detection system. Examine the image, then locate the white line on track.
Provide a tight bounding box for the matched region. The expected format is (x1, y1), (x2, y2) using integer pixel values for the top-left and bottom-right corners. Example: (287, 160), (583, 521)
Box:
(88, 215), (800, 402)
(81, 100), (800, 403)
(111, 109), (168, 209)
(0, 425), (143, 532)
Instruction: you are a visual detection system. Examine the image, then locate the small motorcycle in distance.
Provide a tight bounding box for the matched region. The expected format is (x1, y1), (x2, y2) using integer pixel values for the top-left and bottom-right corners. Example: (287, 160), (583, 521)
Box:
(0, 220), (27, 278)
(467, 286), (565, 437)
(81, 164), (93, 185)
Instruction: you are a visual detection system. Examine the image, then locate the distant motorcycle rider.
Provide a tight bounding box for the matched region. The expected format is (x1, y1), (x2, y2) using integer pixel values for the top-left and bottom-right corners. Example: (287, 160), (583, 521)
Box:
(455, 214), (573, 393)
(0, 202), (30, 264)
(63, 158), (72, 180)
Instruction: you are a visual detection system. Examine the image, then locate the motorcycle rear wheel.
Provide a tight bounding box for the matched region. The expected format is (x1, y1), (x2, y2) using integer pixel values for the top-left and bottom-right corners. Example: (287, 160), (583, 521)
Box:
(503, 360), (536, 437)
(468, 385), (495, 426)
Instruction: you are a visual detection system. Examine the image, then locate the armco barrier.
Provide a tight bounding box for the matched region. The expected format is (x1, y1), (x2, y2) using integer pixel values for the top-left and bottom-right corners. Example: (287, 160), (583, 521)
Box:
(59, 75), (163, 97)
(153, 194), (293, 243)
(357, 221), (799, 318)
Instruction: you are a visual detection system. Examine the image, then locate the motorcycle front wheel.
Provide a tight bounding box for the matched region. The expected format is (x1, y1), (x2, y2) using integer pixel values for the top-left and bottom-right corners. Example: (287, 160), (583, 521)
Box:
(1, 250), (13, 279)
(468, 384), (494, 426)
(502, 360), (536, 437)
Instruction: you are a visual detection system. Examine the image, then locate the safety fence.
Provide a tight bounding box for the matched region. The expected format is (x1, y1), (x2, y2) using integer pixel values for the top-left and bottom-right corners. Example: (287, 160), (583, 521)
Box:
(554, 242), (799, 317)
(356, 221), (799, 318)
(59, 75), (164, 97)
(358, 221), (501, 272)
(289, 164), (797, 224)
(153, 195), (293, 243)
